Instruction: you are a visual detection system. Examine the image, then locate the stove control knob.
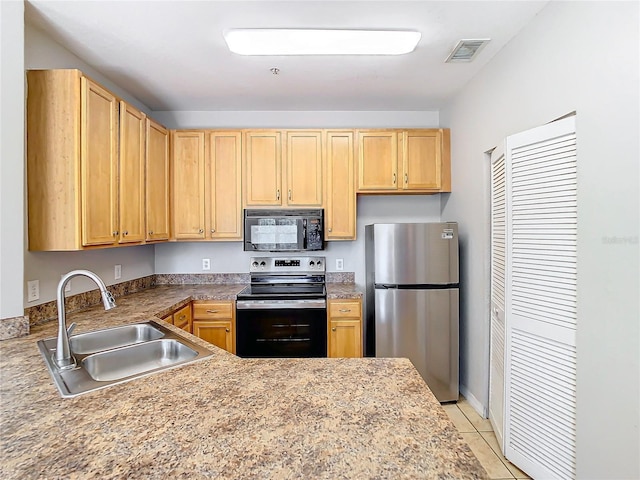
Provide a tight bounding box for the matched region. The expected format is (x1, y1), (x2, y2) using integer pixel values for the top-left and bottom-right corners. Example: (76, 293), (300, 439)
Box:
(251, 261), (259, 268)
(316, 260), (322, 268)
(260, 261), (266, 268)
(309, 260), (315, 267)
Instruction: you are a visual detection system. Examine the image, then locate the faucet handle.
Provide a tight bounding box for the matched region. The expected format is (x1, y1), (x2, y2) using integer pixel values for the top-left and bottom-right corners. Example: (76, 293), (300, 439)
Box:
(67, 322), (77, 337)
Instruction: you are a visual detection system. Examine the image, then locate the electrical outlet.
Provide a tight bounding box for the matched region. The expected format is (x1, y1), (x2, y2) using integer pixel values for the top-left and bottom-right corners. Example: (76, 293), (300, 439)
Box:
(336, 258), (344, 271)
(202, 258), (211, 271)
(27, 280), (40, 302)
(114, 264), (122, 280)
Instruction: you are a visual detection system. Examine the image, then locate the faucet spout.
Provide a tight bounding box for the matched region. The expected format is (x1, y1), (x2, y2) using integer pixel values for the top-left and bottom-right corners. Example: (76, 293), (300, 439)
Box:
(55, 270), (116, 369)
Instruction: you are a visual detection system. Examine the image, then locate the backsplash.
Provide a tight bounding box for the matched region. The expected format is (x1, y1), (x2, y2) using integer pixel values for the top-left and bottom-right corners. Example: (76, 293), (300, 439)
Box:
(15, 272), (356, 333)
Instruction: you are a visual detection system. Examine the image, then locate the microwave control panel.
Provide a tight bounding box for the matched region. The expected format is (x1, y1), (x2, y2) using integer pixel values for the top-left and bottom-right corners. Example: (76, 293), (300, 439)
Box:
(305, 218), (323, 250)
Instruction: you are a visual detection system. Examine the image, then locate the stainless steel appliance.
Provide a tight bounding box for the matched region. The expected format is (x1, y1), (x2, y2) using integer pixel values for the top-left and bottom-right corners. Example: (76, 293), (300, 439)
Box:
(244, 209), (324, 252)
(365, 223), (459, 402)
(236, 256), (327, 357)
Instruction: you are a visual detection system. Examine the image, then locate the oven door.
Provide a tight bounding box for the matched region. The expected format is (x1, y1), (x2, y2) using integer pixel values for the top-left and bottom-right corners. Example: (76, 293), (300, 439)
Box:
(236, 299), (327, 357)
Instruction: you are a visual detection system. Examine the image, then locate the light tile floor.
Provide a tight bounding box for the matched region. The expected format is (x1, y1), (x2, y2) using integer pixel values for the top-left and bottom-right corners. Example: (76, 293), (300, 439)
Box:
(442, 397), (530, 479)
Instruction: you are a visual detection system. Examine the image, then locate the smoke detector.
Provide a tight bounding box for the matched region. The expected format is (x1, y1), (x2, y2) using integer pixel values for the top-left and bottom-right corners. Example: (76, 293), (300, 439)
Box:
(445, 39), (490, 63)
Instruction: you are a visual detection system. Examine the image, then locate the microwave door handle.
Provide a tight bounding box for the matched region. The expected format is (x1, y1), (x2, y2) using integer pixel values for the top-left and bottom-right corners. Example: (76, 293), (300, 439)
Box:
(301, 218), (307, 250)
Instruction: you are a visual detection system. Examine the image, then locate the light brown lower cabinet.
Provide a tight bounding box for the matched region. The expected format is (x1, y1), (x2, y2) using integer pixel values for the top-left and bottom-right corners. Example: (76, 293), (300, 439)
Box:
(192, 301), (235, 354)
(327, 299), (363, 358)
(172, 304), (193, 333)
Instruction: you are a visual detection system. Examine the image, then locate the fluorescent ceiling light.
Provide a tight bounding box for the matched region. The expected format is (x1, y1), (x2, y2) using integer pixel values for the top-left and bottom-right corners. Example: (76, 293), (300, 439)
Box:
(224, 29), (421, 56)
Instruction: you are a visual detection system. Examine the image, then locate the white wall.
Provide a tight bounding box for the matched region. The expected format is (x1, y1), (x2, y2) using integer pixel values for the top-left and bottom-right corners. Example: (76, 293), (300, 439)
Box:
(23, 23), (156, 306)
(155, 195), (443, 287)
(440, 2), (639, 478)
(0, 0), (25, 319)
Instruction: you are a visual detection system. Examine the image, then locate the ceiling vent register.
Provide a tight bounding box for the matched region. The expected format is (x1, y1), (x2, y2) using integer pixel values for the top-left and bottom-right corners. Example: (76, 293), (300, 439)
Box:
(445, 39), (490, 63)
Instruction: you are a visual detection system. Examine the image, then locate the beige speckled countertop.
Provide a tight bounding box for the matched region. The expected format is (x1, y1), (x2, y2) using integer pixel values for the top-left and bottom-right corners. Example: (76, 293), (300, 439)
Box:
(0, 285), (485, 479)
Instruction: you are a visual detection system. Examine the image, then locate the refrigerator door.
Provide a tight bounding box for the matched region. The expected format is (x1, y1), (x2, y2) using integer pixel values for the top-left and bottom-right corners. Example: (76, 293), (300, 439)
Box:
(375, 287), (459, 402)
(371, 223), (459, 285)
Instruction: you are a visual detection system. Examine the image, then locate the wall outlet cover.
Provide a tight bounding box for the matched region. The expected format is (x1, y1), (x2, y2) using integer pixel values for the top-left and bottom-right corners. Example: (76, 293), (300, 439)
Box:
(336, 259), (344, 271)
(27, 280), (40, 302)
(114, 264), (122, 280)
(202, 258), (211, 271)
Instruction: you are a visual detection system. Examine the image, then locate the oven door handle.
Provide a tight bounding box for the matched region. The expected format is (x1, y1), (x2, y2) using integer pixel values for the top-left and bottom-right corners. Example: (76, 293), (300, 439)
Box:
(236, 300), (326, 310)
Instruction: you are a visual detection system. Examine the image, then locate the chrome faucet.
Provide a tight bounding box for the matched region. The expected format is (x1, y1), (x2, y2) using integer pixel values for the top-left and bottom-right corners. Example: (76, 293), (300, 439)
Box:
(55, 270), (116, 369)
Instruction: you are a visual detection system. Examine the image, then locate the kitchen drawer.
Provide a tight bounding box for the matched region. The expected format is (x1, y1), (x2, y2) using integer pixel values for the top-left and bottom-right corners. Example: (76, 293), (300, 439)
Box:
(193, 301), (234, 320)
(173, 304), (192, 332)
(329, 300), (361, 319)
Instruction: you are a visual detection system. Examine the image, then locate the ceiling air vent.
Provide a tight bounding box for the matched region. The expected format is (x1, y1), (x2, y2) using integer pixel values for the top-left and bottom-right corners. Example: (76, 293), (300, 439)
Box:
(445, 39), (490, 63)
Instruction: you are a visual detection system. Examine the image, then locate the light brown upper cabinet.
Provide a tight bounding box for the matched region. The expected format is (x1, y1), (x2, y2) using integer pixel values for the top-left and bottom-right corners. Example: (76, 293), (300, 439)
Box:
(118, 101), (146, 244)
(145, 118), (171, 242)
(284, 131), (323, 207)
(171, 130), (206, 240)
(243, 130), (282, 206)
(324, 130), (356, 240)
(27, 69), (124, 250)
(243, 130), (323, 208)
(206, 131), (243, 240)
(356, 129), (451, 193)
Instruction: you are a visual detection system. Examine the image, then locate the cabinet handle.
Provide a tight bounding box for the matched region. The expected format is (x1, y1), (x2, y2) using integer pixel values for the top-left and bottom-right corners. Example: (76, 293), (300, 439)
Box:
(404, 173), (408, 184)
(328, 228), (332, 233)
(123, 230), (128, 236)
(288, 189), (292, 201)
(339, 309), (351, 313)
(332, 327), (337, 332)
(198, 229), (204, 234)
(206, 310), (219, 314)
(276, 189), (281, 200)
(393, 173), (396, 184)
(211, 229), (215, 234)
(149, 231), (154, 235)
(178, 315), (186, 320)
(225, 328), (230, 333)
(113, 231), (119, 236)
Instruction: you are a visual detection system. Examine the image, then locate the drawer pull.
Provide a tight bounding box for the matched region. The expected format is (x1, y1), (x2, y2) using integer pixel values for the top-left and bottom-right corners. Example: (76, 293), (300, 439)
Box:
(178, 315), (186, 320)
(339, 308), (351, 313)
(206, 310), (219, 313)
(225, 328), (230, 333)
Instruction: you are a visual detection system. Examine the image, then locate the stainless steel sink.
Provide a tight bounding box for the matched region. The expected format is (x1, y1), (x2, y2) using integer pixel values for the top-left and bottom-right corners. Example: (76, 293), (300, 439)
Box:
(70, 323), (165, 354)
(82, 339), (198, 381)
(37, 321), (213, 397)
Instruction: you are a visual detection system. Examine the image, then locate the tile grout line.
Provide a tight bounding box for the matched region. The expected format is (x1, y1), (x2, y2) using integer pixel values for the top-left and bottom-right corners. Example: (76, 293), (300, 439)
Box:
(455, 403), (517, 480)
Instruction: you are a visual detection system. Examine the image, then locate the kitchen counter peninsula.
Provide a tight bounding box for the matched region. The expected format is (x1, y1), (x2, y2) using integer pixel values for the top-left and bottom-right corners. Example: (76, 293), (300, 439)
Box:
(1, 285), (485, 479)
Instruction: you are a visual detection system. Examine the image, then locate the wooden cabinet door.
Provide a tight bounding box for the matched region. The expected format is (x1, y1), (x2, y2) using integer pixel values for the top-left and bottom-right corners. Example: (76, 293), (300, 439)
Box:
(193, 321), (233, 352)
(207, 132), (242, 240)
(172, 131), (206, 239)
(244, 131), (282, 206)
(324, 131), (355, 240)
(285, 131), (323, 206)
(118, 101), (146, 244)
(357, 131), (398, 191)
(402, 130), (442, 191)
(329, 320), (362, 358)
(327, 300), (363, 358)
(146, 119), (170, 241)
(80, 77), (118, 246)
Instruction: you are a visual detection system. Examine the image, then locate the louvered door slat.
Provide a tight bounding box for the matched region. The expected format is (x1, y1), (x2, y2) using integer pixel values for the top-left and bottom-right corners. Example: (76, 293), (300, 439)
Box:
(504, 116), (577, 479)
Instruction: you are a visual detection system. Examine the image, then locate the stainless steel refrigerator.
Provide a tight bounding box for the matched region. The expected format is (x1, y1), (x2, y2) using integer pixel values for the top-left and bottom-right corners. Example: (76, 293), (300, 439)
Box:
(365, 222), (459, 402)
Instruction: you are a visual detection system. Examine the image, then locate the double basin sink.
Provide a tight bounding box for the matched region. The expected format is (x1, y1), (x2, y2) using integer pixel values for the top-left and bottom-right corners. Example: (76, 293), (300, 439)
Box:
(37, 321), (213, 397)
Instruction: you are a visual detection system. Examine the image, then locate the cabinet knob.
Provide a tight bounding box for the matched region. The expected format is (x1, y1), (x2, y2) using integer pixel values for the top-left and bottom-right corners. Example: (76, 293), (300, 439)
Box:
(198, 229), (204, 234)
(123, 230), (128, 236)
(328, 228), (332, 233)
(332, 327), (337, 332)
(225, 328), (230, 333)
(211, 229), (215, 234)
(149, 231), (154, 235)
(113, 230), (119, 236)
(393, 173), (397, 184)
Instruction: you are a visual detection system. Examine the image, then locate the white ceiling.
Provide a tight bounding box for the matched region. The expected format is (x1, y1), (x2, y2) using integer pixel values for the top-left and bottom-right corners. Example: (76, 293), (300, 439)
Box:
(25, 1), (548, 112)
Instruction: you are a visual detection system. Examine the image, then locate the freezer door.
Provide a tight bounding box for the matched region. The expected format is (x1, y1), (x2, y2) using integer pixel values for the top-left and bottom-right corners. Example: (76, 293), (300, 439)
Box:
(375, 287), (459, 402)
(371, 223), (459, 285)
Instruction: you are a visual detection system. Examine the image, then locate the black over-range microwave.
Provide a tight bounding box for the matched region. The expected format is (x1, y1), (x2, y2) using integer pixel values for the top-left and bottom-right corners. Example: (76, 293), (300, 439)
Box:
(243, 209), (324, 252)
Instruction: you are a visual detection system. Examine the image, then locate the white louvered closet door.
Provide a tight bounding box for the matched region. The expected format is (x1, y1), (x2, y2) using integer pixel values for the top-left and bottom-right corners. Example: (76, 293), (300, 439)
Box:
(489, 145), (506, 449)
(504, 115), (577, 479)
